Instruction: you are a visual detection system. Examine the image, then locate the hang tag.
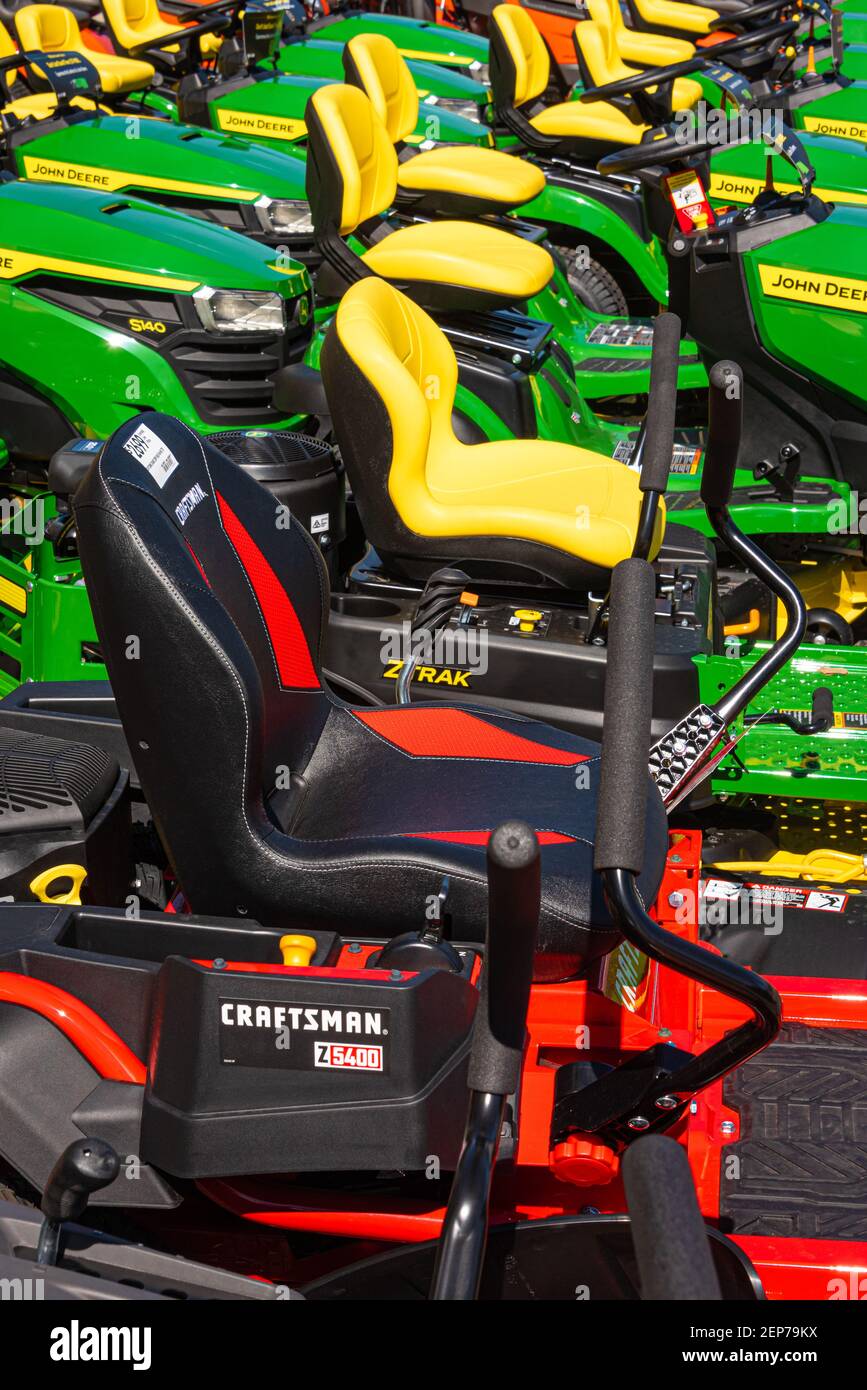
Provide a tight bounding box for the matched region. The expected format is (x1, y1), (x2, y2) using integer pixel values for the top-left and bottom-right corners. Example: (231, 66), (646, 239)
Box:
(664, 168), (716, 234)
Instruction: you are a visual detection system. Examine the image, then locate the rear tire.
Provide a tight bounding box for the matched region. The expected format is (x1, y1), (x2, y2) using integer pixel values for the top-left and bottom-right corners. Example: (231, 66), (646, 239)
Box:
(559, 252), (629, 317)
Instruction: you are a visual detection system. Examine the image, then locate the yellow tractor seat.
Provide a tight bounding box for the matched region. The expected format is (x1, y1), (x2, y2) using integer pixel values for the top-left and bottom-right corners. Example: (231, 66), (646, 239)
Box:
(306, 83), (555, 315)
(489, 4), (652, 159)
(362, 217), (553, 301)
(530, 99), (650, 145)
(101, 0), (222, 68)
(320, 277), (663, 585)
(586, 0), (696, 66)
(14, 4), (155, 93)
(574, 18), (702, 112)
(342, 32), (545, 218)
(630, 0), (717, 38)
(395, 144), (545, 211)
(2, 91), (100, 120)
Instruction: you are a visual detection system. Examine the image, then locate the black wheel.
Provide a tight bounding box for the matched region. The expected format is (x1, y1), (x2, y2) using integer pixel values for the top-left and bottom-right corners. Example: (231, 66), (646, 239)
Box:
(805, 607), (855, 645)
(558, 251), (629, 317)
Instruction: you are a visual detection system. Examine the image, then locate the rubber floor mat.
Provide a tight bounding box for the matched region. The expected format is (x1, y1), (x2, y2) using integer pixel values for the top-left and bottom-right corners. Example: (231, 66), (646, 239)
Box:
(720, 1024), (867, 1240)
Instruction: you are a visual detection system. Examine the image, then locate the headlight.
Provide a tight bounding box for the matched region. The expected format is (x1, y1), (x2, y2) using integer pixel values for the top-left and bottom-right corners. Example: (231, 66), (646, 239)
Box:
(193, 287), (285, 334)
(254, 196), (314, 237)
(422, 94), (486, 125)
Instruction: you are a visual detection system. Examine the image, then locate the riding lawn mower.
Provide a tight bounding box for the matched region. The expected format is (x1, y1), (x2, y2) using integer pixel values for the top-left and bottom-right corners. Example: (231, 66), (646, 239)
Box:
(0, 347), (863, 1304)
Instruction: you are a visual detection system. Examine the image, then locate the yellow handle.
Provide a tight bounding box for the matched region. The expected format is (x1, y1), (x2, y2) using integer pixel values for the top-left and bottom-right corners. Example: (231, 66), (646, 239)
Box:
(723, 608), (760, 637)
(279, 933), (317, 968)
(29, 863), (87, 906)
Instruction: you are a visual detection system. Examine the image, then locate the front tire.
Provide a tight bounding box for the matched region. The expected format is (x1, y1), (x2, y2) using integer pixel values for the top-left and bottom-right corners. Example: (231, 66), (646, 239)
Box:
(559, 251), (629, 317)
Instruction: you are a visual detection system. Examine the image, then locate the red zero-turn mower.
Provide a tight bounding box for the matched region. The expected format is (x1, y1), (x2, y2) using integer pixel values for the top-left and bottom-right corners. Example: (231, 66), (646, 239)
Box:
(0, 329), (864, 1302)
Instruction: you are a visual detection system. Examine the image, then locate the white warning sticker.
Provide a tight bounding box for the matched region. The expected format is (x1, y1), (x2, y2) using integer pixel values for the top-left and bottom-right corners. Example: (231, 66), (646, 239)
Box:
(702, 878), (848, 912)
(123, 423), (180, 488)
(804, 890), (849, 913)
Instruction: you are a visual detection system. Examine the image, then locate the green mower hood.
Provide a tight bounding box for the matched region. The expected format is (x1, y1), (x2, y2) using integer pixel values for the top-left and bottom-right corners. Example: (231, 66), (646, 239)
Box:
(744, 203), (867, 406)
(708, 131), (867, 210)
(302, 12), (489, 75)
(0, 179), (309, 296)
(206, 66), (488, 147)
(10, 112), (311, 235)
(275, 35), (490, 114)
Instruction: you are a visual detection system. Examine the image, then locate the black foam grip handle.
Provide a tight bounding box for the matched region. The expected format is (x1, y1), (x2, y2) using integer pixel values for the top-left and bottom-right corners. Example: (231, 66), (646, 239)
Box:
(812, 686), (834, 724)
(594, 559), (656, 875)
(41, 1138), (120, 1223)
(640, 312), (682, 495)
(700, 360), (743, 510)
(622, 1136), (723, 1300)
(467, 822), (541, 1096)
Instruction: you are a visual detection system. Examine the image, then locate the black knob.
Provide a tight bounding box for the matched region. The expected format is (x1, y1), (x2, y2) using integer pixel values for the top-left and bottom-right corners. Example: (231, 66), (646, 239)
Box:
(41, 1138), (120, 1223)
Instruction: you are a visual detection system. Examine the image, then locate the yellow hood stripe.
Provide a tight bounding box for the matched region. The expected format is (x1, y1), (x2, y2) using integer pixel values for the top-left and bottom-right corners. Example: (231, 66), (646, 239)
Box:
(22, 155), (262, 203)
(0, 246), (199, 292)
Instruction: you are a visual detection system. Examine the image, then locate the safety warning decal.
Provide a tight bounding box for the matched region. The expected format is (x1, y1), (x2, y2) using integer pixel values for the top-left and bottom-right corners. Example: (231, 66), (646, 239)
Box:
(702, 878), (848, 911)
(778, 707), (867, 730)
(613, 440), (701, 474)
(587, 323), (653, 348)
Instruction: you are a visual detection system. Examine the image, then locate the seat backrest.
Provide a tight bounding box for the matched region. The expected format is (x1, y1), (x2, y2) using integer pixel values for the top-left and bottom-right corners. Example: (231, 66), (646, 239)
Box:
(15, 4), (82, 54)
(0, 22), (17, 102)
(489, 3), (550, 109)
(102, 0), (176, 50)
(587, 0), (626, 34)
(74, 415), (332, 915)
(574, 17), (635, 86)
(343, 33), (418, 146)
(319, 278), (458, 554)
(305, 83), (398, 237)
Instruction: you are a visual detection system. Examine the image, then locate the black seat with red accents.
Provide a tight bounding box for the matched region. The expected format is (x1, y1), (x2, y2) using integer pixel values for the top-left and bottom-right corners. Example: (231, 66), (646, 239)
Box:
(74, 413), (667, 975)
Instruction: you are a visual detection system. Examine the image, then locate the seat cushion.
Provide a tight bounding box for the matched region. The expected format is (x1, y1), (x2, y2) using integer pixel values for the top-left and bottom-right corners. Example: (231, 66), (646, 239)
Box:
(362, 218), (553, 299)
(635, 0), (717, 35)
(531, 99), (649, 145)
(85, 50), (155, 93)
(397, 146), (545, 207)
(422, 436), (665, 572)
(289, 701), (669, 979)
(615, 31), (696, 65)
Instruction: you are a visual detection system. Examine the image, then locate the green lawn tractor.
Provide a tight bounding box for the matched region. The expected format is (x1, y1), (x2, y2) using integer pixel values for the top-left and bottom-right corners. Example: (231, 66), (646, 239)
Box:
(0, 174), (318, 693)
(0, 21), (701, 470)
(0, 26), (325, 256)
(92, 0), (489, 146)
(284, 2), (490, 77)
(599, 0), (867, 144)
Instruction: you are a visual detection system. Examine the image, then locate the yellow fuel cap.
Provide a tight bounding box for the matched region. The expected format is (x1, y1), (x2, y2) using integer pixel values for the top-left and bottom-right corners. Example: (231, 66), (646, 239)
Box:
(30, 863), (87, 906)
(279, 934), (317, 968)
(514, 608), (543, 621)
